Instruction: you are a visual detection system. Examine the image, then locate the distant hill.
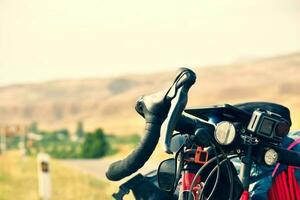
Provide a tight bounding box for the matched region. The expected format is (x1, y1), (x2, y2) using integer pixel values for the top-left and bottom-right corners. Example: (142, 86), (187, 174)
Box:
(1, 52), (300, 134)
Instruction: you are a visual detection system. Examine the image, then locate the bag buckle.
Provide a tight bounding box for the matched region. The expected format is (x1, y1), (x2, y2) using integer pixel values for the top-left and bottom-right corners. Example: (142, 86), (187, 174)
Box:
(194, 147), (208, 164)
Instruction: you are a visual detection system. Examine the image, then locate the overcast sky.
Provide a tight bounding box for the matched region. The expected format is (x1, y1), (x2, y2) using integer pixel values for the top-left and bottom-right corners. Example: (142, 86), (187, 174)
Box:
(0, 0), (300, 86)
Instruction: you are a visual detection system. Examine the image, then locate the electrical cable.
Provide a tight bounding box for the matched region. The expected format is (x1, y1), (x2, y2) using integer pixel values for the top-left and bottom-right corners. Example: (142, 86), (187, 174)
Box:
(188, 154), (224, 200)
(201, 143), (221, 200)
(200, 155), (239, 200)
(188, 153), (238, 200)
(217, 147), (234, 200)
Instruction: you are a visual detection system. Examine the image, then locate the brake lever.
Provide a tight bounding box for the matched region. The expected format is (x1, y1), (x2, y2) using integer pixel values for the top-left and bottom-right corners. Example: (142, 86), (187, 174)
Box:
(161, 68), (196, 153)
(134, 68), (196, 153)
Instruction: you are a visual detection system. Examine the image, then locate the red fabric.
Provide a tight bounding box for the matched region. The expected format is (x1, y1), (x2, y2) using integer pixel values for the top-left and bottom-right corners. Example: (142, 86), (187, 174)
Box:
(268, 167), (300, 200)
(290, 167), (300, 198)
(181, 172), (201, 200)
(281, 171), (290, 199)
(268, 137), (300, 199)
(288, 167), (295, 200)
(277, 173), (285, 200)
(240, 191), (250, 200)
(181, 172), (201, 191)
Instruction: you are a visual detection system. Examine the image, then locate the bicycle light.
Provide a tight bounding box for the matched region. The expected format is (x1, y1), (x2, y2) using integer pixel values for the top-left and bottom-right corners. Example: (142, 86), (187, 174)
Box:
(264, 148), (278, 166)
(214, 121), (236, 145)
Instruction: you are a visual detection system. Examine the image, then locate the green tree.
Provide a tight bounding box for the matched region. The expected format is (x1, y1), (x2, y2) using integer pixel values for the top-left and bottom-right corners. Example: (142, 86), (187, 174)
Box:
(28, 121), (38, 133)
(76, 121), (84, 138)
(81, 129), (109, 158)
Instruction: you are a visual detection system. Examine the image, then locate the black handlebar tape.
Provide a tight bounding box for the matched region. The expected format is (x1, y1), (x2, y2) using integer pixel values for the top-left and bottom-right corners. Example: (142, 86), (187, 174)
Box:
(175, 113), (198, 134)
(106, 122), (161, 181)
(106, 68), (196, 181)
(175, 113), (215, 134)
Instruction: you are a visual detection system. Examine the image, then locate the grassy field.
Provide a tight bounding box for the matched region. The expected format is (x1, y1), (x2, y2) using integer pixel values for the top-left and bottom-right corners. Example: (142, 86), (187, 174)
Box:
(0, 151), (117, 200)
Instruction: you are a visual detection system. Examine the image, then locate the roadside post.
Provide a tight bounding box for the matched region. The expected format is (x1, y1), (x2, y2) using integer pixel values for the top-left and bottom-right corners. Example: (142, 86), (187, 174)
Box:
(37, 153), (51, 200)
(0, 126), (6, 154)
(19, 126), (27, 156)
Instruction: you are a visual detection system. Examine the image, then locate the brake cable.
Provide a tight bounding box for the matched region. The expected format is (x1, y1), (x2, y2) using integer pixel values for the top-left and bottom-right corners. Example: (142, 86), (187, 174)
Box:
(200, 155), (240, 200)
(188, 150), (222, 200)
(188, 151), (238, 200)
(201, 143), (221, 200)
(205, 140), (236, 200)
(217, 146), (234, 200)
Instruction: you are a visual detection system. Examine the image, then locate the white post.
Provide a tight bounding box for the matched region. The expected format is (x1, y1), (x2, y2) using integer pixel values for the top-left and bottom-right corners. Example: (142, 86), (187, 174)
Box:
(37, 153), (51, 200)
(19, 126), (27, 156)
(0, 133), (6, 154)
(19, 134), (26, 156)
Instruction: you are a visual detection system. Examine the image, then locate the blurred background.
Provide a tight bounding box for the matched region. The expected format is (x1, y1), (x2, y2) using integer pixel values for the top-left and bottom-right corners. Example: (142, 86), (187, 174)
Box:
(0, 0), (300, 199)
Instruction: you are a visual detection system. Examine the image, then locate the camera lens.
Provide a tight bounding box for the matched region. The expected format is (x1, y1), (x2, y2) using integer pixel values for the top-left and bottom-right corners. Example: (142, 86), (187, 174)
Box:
(275, 122), (290, 137)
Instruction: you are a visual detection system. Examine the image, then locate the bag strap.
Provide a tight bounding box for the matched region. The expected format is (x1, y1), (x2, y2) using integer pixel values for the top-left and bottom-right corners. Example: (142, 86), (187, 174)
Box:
(272, 137), (300, 177)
